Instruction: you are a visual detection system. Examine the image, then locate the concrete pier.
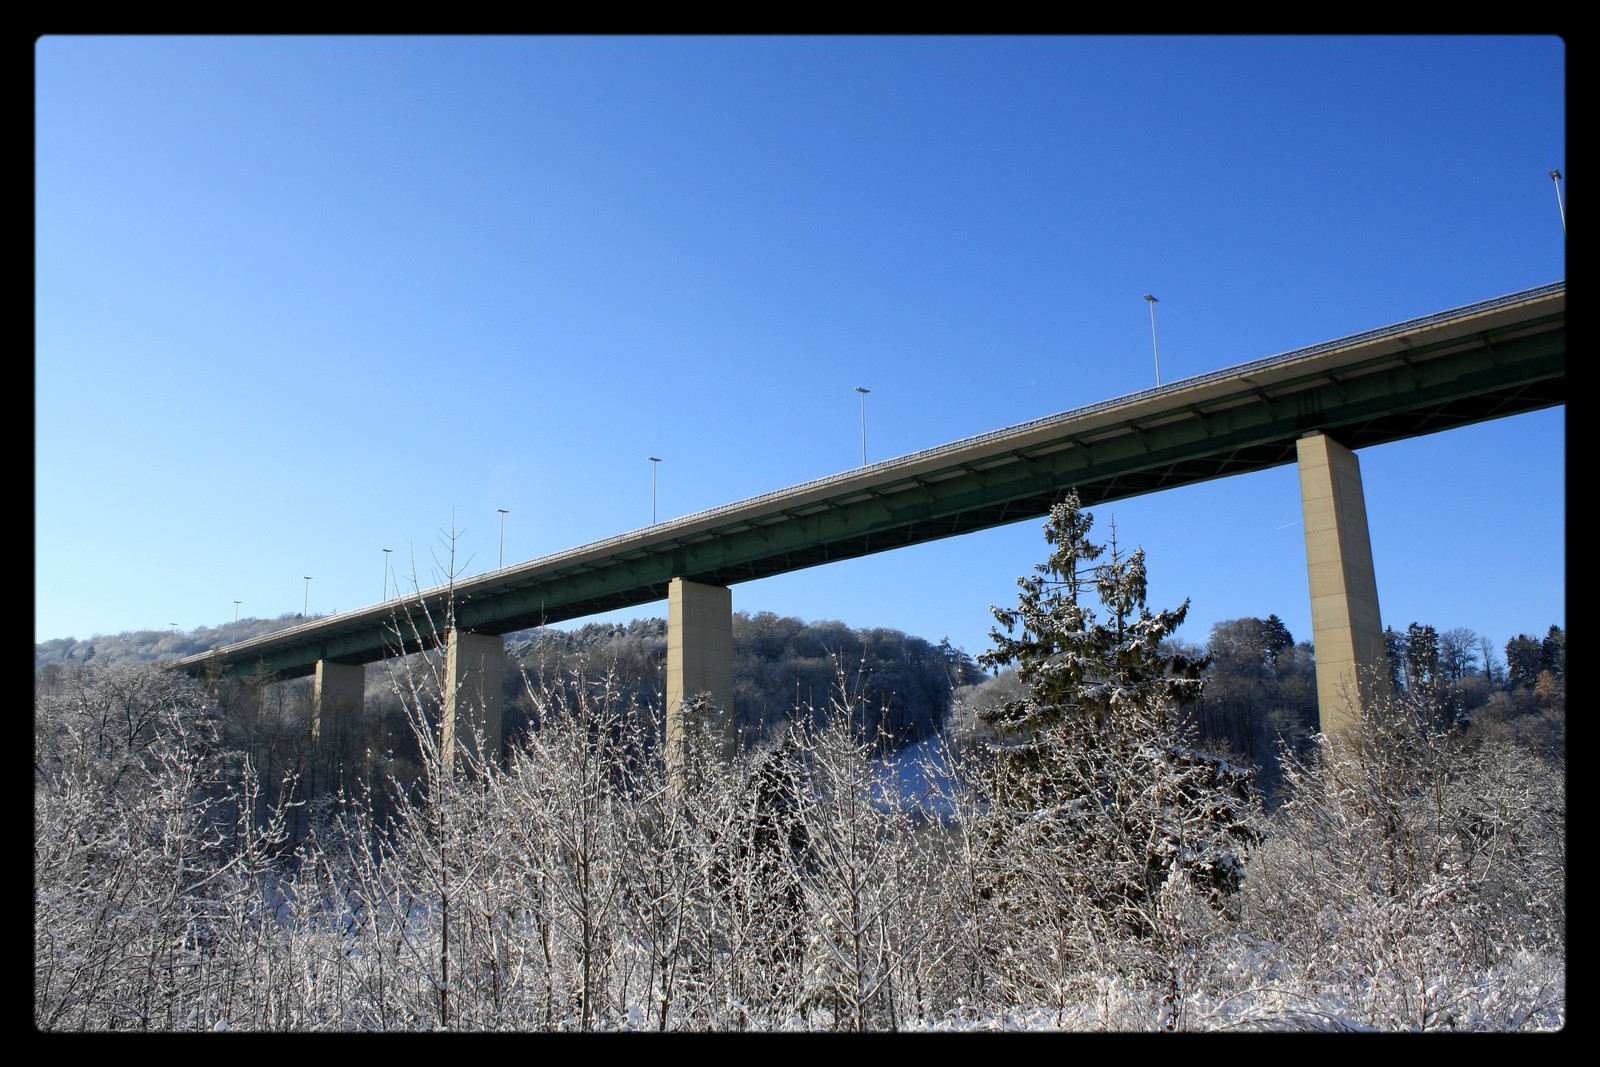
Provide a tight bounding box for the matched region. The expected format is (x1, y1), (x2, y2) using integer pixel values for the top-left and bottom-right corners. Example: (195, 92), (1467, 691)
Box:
(1297, 431), (1389, 737)
(442, 629), (505, 773)
(311, 660), (364, 748)
(666, 577), (734, 767)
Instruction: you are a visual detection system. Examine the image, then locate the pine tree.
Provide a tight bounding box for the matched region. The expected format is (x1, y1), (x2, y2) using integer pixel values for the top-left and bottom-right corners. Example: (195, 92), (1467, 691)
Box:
(977, 494), (1207, 739)
(1259, 615), (1294, 671)
(1404, 622), (1440, 691)
(1505, 634), (1544, 690)
(1384, 626), (1407, 690)
(972, 493), (1258, 965)
(1539, 625), (1565, 681)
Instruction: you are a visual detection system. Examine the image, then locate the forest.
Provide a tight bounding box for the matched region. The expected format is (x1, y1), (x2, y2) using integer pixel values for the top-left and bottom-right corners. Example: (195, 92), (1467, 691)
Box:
(34, 500), (1564, 1031)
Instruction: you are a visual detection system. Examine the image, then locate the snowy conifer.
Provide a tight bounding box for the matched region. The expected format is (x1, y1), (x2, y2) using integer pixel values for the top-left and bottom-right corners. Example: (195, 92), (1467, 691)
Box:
(972, 492), (1258, 988)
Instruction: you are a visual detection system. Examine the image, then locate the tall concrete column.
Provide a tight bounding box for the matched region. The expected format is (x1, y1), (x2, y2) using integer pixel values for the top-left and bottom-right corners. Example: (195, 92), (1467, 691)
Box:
(1297, 431), (1389, 737)
(312, 660), (364, 748)
(443, 629), (505, 773)
(666, 577), (734, 768)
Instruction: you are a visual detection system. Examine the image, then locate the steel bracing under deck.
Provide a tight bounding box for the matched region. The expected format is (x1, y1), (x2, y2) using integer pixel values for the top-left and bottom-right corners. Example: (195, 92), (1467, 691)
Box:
(175, 282), (1563, 682)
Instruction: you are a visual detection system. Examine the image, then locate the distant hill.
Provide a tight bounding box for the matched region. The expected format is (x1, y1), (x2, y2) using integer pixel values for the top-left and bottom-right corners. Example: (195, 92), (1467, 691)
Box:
(37, 610), (988, 752)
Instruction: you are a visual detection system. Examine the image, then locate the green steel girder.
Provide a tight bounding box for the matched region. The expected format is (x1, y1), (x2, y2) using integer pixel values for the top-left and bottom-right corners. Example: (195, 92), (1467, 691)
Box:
(175, 301), (1562, 684)
(496, 324), (1564, 600)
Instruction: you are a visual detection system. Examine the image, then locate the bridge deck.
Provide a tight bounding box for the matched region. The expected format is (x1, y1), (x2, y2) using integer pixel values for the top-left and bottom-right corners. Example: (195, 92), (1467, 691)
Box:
(175, 282), (1564, 682)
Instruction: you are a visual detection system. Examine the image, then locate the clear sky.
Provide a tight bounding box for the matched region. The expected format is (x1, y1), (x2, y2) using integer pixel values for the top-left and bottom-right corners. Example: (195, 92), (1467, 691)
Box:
(35, 35), (1565, 663)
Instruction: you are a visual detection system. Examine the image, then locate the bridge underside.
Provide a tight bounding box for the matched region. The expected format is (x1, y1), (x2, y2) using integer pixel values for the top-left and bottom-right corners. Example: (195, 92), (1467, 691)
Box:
(664, 373), (1561, 589)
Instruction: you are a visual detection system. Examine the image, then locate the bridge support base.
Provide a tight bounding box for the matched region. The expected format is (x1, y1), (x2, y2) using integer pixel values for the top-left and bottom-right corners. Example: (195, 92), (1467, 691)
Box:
(443, 629), (505, 773)
(1297, 431), (1389, 738)
(666, 577), (734, 769)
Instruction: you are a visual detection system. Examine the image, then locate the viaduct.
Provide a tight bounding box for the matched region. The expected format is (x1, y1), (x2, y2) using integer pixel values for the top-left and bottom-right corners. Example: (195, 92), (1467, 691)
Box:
(175, 282), (1565, 766)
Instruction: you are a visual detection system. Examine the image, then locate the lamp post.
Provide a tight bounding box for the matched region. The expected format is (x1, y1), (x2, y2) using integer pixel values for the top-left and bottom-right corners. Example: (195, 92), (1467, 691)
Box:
(649, 457), (662, 524)
(382, 548), (393, 600)
(233, 600), (241, 624)
(497, 509), (510, 569)
(302, 576), (313, 619)
(1550, 169), (1566, 236)
(1144, 294), (1162, 386)
(854, 386), (870, 465)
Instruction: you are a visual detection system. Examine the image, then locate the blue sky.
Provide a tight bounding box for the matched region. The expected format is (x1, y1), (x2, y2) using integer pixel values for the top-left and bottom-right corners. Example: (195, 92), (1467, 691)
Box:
(35, 35), (1565, 663)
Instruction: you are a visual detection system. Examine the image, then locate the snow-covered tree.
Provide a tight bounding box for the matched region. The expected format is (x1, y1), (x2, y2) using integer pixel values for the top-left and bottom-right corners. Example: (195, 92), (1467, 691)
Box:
(786, 676), (943, 1031)
(1239, 684), (1565, 1030)
(34, 661), (298, 1030)
(977, 497), (1207, 736)
(970, 493), (1258, 1016)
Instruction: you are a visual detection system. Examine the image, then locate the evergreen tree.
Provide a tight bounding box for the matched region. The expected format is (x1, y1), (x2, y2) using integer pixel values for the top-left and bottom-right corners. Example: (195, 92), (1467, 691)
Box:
(1404, 622), (1440, 691)
(977, 496), (1207, 736)
(1540, 625), (1565, 681)
(1505, 634), (1544, 691)
(972, 493), (1257, 964)
(1260, 615), (1294, 672)
(1383, 627), (1407, 690)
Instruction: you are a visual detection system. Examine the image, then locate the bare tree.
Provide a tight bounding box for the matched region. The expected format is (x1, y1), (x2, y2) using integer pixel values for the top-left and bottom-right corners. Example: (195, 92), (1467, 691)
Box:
(786, 674), (941, 1031)
(1237, 684), (1565, 1030)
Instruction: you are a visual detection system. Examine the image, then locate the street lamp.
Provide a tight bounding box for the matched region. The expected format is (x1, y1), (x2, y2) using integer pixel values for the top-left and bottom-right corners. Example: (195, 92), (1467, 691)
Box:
(233, 600), (241, 624)
(302, 576), (313, 619)
(1144, 294), (1162, 386)
(649, 457), (662, 524)
(382, 548), (393, 600)
(854, 386), (870, 465)
(497, 509), (510, 569)
(1550, 169), (1566, 236)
